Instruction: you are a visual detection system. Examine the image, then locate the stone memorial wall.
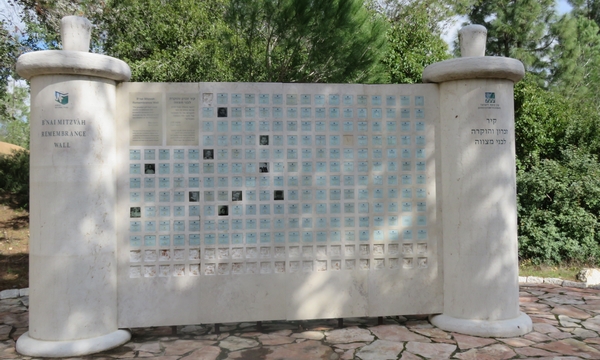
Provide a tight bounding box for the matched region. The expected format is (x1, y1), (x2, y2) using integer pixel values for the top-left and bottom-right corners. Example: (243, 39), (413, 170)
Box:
(116, 83), (440, 327)
(15, 18), (532, 358)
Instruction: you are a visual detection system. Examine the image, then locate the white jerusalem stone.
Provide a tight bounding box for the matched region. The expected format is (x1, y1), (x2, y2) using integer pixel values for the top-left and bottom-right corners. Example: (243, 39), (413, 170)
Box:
(423, 57), (524, 83)
(15, 15), (131, 359)
(526, 276), (544, 284)
(563, 280), (587, 289)
(61, 16), (92, 52)
(426, 23), (531, 339)
(577, 268), (600, 286)
(17, 50), (130, 81)
(543, 278), (564, 285)
(459, 24), (487, 57)
(0, 289), (19, 299)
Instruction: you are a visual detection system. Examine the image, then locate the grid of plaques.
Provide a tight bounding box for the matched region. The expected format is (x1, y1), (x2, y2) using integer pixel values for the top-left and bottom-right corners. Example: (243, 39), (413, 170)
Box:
(127, 92), (431, 278)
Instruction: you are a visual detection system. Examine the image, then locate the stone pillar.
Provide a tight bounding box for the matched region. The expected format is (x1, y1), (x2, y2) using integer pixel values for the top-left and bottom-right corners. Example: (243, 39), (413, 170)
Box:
(15, 16), (132, 357)
(423, 25), (532, 337)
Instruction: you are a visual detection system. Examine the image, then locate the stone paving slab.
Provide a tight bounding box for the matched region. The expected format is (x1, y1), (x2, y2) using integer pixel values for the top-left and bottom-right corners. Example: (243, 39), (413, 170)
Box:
(1, 284), (600, 359)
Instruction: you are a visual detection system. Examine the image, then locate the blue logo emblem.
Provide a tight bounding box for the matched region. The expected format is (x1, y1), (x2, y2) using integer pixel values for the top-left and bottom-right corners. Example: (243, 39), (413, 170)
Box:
(485, 92), (495, 103)
(55, 91), (69, 105)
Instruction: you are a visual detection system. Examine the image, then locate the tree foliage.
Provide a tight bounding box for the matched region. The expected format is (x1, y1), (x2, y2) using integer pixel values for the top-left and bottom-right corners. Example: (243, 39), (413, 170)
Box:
(11, 0), (104, 51)
(225, 0), (388, 83)
(0, 83), (29, 149)
(0, 149), (29, 209)
(549, 15), (600, 110)
(514, 74), (570, 170)
(569, 0), (600, 27)
(0, 16), (29, 149)
(97, 0), (388, 83)
(0, 20), (19, 117)
(515, 75), (600, 265)
(98, 0), (234, 82)
(517, 148), (600, 265)
(462, 0), (555, 73)
(382, 1), (450, 84)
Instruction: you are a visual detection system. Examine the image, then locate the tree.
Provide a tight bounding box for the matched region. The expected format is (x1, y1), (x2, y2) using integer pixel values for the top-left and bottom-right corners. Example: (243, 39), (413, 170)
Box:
(568, 0), (600, 27)
(549, 15), (600, 110)
(514, 74), (570, 170)
(0, 82), (29, 148)
(378, 0), (471, 29)
(94, 0), (389, 84)
(0, 17), (29, 149)
(99, 0), (235, 82)
(0, 20), (19, 117)
(382, 1), (450, 83)
(461, 0), (556, 74)
(10, 0), (104, 52)
(224, 0), (388, 83)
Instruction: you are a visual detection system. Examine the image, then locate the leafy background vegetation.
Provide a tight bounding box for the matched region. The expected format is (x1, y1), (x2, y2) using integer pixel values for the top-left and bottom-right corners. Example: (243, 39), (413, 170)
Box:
(1, 0), (600, 267)
(0, 149), (28, 209)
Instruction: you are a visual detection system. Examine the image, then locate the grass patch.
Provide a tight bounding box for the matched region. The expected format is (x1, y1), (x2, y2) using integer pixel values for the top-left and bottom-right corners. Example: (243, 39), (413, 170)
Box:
(519, 261), (582, 281)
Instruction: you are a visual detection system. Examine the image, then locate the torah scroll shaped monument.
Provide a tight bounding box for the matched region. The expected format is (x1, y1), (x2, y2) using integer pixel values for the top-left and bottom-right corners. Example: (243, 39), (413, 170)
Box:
(423, 25), (532, 337)
(15, 16), (132, 357)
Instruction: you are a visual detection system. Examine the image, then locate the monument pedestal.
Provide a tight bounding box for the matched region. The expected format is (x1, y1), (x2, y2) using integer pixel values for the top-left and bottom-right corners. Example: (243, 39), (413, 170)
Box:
(16, 330), (131, 358)
(430, 312), (532, 338)
(15, 17), (132, 357)
(423, 25), (532, 338)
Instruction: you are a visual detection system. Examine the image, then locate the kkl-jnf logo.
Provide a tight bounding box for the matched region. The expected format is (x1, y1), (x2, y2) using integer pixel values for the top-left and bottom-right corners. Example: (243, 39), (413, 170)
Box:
(55, 91), (68, 105)
(485, 92), (496, 103)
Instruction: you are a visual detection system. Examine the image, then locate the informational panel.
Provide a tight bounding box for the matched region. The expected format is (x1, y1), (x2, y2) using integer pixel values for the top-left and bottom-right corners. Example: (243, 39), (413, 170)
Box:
(116, 83), (442, 327)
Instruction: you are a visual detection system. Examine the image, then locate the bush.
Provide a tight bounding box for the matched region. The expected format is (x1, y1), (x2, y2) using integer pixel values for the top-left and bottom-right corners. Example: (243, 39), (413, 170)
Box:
(514, 74), (570, 171)
(514, 75), (600, 266)
(0, 149), (29, 210)
(517, 148), (600, 265)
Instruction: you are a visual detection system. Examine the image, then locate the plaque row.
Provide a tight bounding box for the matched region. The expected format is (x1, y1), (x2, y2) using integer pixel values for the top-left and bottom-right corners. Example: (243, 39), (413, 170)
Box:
(130, 188), (427, 205)
(206, 93), (424, 106)
(129, 200), (427, 217)
(203, 107), (426, 119)
(129, 173), (427, 189)
(129, 215), (428, 228)
(128, 228), (429, 247)
(129, 257), (428, 278)
(131, 163), (427, 178)
(130, 243), (426, 262)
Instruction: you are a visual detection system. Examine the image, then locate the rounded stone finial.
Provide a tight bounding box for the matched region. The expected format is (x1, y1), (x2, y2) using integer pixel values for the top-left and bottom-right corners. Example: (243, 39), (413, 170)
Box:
(61, 16), (92, 52)
(459, 25), (487, 57)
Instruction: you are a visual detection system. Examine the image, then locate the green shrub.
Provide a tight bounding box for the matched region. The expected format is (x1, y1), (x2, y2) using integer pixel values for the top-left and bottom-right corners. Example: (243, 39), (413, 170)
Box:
(515, 74), (600, 266)
(517, 148), (600, 265)
(0, 149), (29, 210)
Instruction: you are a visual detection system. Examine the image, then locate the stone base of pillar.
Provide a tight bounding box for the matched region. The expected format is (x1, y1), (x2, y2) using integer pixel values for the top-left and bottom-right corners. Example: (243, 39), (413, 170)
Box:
(430, 312), (532, 338)
(16, 330), (131, 358)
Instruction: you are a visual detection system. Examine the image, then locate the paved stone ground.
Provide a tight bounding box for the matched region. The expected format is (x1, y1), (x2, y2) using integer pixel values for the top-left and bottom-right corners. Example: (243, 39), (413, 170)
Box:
(1, 283), (600, 359)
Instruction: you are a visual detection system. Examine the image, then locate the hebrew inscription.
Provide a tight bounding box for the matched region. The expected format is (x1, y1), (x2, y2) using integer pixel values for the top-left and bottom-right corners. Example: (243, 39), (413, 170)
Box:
(471, 92), (509, 146)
